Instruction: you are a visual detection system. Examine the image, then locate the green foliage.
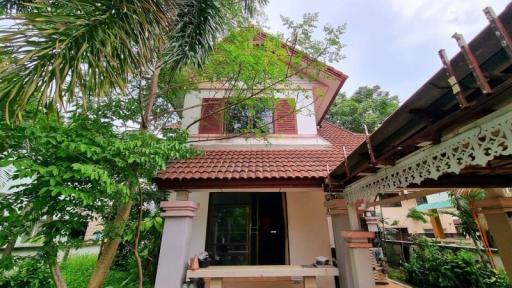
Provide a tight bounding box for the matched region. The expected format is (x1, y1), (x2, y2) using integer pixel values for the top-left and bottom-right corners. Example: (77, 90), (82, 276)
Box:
(112, 200), (167, 285)
(403, 237), (510, 288)
(0, 255), (53, 288)
(443, 189), (492, 267)
(326, 85), (399, 133)
(406, 208), (429, 223)
(387, 267), (406, 283)
(179, 16), (346, 134)
(0, 0), (267, 122)
(0, 112), (195, 263)
(61, 254), (151, 288)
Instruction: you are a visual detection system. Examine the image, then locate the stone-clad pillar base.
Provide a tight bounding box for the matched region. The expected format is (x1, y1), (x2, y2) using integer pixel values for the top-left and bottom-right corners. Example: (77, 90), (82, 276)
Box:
(155, 200), (199, 288)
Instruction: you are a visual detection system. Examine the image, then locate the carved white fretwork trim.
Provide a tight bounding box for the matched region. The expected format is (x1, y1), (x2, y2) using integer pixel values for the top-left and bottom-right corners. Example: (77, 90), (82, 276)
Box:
(344, 106), (512, 202)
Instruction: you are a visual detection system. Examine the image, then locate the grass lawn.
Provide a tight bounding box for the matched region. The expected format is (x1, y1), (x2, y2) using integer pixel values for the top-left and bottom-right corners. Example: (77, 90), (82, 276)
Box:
(61, 254), (150, 288)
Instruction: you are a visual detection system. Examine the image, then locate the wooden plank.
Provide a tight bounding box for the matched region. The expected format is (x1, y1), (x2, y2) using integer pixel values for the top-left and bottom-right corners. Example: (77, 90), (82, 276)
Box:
(303, 276), (317, 288)
(346, 242), (372, 248)
(187, 265), (339, 279)
(210, 278), (223, 288)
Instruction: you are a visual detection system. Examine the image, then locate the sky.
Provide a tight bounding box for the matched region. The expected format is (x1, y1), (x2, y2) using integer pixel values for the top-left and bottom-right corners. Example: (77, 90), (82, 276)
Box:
(263, 0), (510, 102)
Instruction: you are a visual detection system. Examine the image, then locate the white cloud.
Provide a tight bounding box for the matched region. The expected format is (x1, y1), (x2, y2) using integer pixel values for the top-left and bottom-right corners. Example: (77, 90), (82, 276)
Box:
(385, 0), (509, 47)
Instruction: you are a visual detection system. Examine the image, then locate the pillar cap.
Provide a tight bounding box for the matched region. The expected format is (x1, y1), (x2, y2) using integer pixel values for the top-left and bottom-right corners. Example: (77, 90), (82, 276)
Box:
(341, 230), (375, 239)
(161, 200), (199, 217)
(341, 230), (374, 249)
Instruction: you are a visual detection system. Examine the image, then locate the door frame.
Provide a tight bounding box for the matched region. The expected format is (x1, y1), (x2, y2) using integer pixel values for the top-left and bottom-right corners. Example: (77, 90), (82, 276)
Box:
(205, 192), (289, 265)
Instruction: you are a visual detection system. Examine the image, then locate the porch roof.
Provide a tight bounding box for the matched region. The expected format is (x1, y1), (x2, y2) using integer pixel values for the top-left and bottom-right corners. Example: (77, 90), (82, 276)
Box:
(329, 4), (512, 195)
(155, 122), (365, 190)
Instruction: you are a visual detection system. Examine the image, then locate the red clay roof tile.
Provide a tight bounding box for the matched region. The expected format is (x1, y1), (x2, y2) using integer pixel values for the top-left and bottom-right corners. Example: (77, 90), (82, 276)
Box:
(155, 121), (365, 185)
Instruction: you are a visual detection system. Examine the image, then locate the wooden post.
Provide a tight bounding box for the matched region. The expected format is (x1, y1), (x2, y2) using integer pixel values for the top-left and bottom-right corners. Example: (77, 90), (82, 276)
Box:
(429, 209), (445, 239)
(210, 278), (223, 288)
(303, 276), (317, 288)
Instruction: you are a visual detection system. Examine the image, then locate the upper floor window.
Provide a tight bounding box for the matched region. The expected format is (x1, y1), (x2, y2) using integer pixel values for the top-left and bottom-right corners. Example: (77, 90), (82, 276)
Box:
(198, 97), (297, 135)
(225, 100), (274, 134)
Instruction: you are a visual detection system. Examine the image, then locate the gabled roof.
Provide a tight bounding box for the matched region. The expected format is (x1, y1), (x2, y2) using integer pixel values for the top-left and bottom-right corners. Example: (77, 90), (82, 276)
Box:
(155, 121), (365, 190)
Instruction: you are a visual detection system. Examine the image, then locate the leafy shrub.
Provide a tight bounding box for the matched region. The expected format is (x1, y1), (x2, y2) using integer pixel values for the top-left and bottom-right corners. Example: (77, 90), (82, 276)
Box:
(403, 237), (509, 288)
(387, 267), (406, 282)
(0, 256), (53, 288)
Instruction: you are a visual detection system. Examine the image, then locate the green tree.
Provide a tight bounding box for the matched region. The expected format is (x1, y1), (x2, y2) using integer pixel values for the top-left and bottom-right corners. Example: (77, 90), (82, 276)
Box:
(0, 110), (195, 287)
(0, 1), (268, 287)
(0, 2), (347, 288)
(326, 85), (399, 133)
(443, 189), (494, 268)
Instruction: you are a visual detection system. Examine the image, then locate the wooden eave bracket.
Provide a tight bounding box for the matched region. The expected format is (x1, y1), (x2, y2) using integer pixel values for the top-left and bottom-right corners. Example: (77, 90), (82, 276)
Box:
(484, 6), (512, 60)
(452, 32), (493, 94)
(438, 49), (470, 108)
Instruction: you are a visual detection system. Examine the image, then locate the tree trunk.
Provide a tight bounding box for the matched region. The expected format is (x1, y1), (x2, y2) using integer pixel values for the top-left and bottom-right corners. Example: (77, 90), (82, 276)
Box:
(134, 183), (144, 288)
(50, 261), (67, 288)
(2, 238), (16, 259)
(62, 246), (71, 262)
(87, 200), (132, 288)
(141, 66), (162, 130)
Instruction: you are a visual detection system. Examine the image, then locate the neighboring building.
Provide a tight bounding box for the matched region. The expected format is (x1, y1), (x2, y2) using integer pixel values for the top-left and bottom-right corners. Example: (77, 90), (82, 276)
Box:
(154, 37), (366, 288)
(365, 191), (459, 240)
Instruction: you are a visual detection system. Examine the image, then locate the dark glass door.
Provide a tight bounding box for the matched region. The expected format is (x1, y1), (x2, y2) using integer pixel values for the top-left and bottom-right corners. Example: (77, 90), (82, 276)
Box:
(206, 192), (286, 265)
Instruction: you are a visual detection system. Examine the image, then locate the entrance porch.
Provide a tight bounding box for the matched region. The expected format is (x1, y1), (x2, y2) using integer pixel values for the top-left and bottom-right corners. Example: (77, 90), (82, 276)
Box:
(154, 189), (343, 288)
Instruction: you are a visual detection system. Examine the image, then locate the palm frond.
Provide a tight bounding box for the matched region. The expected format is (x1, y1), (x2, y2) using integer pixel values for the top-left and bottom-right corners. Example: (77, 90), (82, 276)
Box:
(0, 0), (269, 122)
(164, 0), (227, 70)
(0, 0), (177, 121)
(0, 0), (35, 15)
(239, 0), (268, 17)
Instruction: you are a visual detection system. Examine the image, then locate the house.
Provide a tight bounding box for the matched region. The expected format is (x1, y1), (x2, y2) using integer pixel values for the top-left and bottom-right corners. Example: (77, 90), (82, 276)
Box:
(153, 36), (368, 288)
(364, 190), (460, 240)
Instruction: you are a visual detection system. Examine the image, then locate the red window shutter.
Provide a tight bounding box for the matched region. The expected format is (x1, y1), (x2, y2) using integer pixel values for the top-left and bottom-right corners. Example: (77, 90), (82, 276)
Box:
(199, 98), (224, 134)
(274, 98), (297, 134)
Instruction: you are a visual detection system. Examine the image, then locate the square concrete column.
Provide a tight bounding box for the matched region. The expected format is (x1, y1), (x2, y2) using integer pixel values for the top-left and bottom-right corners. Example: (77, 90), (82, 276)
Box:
(476, 189), (512, 280)
(325, 199), (376, 288)
(325, 199), (354, 288)
(155, 200), (199, 288)
(346, 202), (376, 288)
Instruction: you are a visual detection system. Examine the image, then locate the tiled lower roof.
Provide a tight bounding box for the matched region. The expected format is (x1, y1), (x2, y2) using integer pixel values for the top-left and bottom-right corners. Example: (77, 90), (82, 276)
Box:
(155, 121), (365, 187)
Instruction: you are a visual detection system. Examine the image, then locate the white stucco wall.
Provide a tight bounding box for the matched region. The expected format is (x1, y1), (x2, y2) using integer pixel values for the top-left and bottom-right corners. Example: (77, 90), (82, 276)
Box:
(181, 76), (323, 143)
(185, 190), (335, 288)
(286, 191), (335, 288)
(187, 192), (210, 257)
